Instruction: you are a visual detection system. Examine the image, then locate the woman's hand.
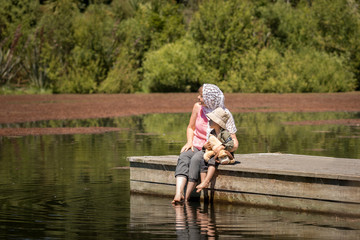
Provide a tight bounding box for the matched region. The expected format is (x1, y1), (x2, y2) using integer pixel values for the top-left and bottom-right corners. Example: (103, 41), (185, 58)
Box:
(181, 142), (194, 153)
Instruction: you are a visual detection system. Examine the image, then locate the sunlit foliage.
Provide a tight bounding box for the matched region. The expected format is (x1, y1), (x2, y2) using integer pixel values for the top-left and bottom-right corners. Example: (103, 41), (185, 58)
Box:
(0, 0), (359, 93)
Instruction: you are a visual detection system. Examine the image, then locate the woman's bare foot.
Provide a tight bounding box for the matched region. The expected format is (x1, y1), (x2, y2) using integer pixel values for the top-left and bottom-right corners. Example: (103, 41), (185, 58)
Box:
(196, 181), (209, 193)
(171, 195), (184, 205)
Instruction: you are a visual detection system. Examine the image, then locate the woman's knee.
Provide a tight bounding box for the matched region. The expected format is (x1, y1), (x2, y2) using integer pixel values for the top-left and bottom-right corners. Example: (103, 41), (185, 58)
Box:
(191, 151), (204, 162)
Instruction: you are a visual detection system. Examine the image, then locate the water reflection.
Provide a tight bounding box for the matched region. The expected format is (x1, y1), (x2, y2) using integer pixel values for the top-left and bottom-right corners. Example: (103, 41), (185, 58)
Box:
(1, 111), (358, 159)
(0, 112), (359, 239)
(130, 194), (360, 239)
(174, 202), (216, 239)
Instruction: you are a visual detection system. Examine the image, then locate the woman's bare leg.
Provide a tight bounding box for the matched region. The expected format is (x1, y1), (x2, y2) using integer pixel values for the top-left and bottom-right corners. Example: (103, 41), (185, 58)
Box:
(172, 176), (187, 204)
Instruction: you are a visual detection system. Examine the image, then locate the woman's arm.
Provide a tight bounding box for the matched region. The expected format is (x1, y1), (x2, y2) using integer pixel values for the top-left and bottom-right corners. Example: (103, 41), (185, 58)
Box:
(180, 103), (200, 153)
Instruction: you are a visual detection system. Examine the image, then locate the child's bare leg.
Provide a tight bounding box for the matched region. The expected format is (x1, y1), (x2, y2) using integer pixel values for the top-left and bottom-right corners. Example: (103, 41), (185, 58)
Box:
(185, 181), (197, 201)
(196, 166), (216, 192)
(200, 172), (209, 200)
(200, 172), (206, 183)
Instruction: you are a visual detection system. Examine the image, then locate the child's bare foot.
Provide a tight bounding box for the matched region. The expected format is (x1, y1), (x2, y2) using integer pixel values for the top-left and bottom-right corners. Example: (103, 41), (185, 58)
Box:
(171, 195), (184, 205)
(196, 182), (209, 193)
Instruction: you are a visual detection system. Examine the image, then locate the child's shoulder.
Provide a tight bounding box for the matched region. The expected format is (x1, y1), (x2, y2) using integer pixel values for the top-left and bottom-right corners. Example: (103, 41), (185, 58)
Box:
(220, 129), (232, 137)
(221, 128), (231, 133)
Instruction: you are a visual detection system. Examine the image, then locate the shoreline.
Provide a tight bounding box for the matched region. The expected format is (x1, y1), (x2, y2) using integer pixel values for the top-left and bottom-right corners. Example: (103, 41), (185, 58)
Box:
(1, 92), (359, 136)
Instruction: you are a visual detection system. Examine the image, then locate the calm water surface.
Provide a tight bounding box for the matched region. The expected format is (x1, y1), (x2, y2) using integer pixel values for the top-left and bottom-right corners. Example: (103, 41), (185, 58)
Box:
(0, 112), (359, 239)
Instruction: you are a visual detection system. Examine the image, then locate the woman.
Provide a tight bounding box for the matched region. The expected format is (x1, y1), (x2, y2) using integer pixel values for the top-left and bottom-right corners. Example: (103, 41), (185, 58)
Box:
(172, 84), (238, 204)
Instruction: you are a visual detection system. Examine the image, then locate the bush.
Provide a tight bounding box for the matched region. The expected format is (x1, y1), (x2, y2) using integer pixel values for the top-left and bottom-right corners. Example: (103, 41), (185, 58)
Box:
(99, 50), (138, 93)
(57, 55), (98, 93)
(142, 38), (205, 92)
(0, 26), (21, 85)
(285, 48), (356, 92)
(220, 48), (287, 93)
(190, 0), (268, 79)
(259, 1), (317, 50)
(260, 0), (360, 89)
(49, 3), (118, 93)
(0, 0), (359, 93)
(220, 47), (356, 93)
(71, 4), (117, 84)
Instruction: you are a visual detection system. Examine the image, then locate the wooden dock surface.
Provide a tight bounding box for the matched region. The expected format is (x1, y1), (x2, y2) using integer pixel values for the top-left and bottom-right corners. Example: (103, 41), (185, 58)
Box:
(128, 153), (360, 216)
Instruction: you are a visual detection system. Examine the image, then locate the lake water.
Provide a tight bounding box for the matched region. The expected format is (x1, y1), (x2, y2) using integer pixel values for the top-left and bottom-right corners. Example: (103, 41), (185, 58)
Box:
(1, 112), (359, 239)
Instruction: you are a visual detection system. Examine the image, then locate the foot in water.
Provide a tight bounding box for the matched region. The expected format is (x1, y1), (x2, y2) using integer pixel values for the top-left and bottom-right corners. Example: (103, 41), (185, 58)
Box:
(196, 182), (209, 193)
(171, 195), (184, 205)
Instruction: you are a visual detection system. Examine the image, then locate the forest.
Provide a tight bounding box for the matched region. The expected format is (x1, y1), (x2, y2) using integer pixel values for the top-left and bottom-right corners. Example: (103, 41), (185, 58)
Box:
(0, 0), (359, 94)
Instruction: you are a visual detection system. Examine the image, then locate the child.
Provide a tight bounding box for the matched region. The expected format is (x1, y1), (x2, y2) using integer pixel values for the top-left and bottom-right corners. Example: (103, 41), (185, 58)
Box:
(196, 107), (234, 193)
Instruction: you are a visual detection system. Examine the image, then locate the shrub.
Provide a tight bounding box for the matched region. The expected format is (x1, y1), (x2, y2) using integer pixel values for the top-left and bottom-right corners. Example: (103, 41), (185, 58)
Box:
(57, 54), (98, 93)
(285, 48), (356, 92)
(72, 4), (118, 85)
(99, 50), (138, 93)
(190, 0), (268, 79)
(142, 38), (205, 92)
(0, 26), (21, 85)
(260, 0), (360, 89)
(221, 47), (356, 93)
(259, 1), (317, 50)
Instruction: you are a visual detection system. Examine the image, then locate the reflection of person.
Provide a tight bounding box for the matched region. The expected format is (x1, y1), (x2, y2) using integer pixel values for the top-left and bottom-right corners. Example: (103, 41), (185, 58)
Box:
(174, 202), (216, 239)
(172, 84), (238, 204)
(197, 107), (234, 193)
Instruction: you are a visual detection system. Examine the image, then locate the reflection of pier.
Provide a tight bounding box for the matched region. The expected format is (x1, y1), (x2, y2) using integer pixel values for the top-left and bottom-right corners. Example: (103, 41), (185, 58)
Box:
(130, 194), (360, 239)
(128, 153), (360, 216)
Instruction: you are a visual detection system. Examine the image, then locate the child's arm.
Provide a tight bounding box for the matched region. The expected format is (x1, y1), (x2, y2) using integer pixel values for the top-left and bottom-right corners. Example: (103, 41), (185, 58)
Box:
(221, 131), (234, 151)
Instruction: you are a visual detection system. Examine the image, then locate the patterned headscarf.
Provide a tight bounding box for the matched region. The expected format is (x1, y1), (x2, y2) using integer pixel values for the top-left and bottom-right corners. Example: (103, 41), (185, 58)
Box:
(202, 84), (225, 115)
(202, 83), (237, 134)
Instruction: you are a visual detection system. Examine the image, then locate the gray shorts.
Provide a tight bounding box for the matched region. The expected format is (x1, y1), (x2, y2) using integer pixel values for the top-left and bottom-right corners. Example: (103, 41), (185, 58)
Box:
(175, 148), (204, 182)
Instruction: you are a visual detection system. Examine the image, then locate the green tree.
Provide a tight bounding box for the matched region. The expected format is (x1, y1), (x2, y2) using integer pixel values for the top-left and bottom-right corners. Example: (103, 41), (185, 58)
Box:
(189, 0), (268, 84)
(109, 0), (186, 92)
(0, 0), (40, 41)
(1, 0), (358, 93)
(31, 0), (79, 91)
(99, 50), (138, 93)
(312, 0), (360, 88)
(260, 0), (360, 89)
(0, 0), (41, 88)
(0, 26), (21, 85)
(142, 38), (205, 92)
(57, 3), (118, 93)
(259, 1), (317, 50)
(221, 47), (356, 93)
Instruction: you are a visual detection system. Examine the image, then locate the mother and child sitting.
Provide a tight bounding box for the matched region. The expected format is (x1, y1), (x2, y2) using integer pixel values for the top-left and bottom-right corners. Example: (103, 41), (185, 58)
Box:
(172, 83), (238, 204)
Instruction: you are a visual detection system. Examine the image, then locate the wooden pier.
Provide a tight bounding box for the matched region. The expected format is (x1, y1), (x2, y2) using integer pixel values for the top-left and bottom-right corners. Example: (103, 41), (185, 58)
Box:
(128, 153), (360, 216)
